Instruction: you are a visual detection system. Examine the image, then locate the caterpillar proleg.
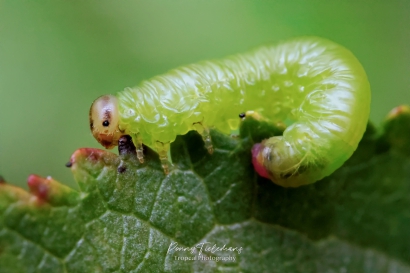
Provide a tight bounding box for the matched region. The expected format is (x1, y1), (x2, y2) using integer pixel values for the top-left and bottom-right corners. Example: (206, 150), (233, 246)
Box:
(89, 37), (370, 187)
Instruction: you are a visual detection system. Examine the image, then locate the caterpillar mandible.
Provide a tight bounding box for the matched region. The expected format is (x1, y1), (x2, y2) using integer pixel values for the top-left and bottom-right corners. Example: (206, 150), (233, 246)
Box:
(89, 36), (371, 187)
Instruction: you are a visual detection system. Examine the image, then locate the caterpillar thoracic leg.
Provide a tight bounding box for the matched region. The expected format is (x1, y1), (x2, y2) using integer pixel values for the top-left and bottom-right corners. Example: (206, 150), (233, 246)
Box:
(131, 134), (145, 163)
(155, 141), (172, 174)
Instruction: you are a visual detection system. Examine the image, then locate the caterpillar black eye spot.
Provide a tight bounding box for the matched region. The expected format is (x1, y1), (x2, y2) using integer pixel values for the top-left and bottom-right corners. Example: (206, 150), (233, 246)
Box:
(239, 112), (246, 118)
(103, 120), (110, 127)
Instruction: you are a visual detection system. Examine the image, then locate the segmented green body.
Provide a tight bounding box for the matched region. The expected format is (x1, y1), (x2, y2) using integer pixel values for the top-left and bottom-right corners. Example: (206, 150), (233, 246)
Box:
(117, 37), (371, 187)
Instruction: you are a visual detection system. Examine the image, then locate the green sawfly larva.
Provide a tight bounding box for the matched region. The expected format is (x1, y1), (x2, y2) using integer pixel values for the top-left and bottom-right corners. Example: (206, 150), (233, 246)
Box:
(89, 36), (371, 187)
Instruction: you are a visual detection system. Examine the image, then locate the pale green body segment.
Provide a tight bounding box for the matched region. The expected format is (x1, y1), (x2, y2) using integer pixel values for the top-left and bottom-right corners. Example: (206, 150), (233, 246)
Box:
(117, 37), (370, 187)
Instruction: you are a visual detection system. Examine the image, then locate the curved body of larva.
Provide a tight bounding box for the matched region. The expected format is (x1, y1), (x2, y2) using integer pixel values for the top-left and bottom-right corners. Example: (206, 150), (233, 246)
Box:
(98, 37), (370, 187)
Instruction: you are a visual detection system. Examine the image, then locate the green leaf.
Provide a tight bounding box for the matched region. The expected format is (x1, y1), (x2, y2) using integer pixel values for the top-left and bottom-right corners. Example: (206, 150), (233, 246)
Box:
(1, 109), (410, 272)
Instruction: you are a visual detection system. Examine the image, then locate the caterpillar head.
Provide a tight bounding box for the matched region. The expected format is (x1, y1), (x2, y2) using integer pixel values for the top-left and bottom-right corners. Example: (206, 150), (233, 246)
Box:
(89, 95), (122, 149)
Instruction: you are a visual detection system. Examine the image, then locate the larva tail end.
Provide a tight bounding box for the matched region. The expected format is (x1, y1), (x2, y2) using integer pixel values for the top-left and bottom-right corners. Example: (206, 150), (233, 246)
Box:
(252, 138), (318, 187)
(252, 143), (270, 179)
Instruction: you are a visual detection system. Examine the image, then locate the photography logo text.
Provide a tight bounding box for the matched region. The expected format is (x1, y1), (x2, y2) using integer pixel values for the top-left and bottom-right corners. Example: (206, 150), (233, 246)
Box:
(167, 242), (243, 263)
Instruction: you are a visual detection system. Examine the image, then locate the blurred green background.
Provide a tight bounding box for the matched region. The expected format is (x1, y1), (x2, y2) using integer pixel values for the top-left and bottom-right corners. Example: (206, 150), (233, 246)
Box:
(1, 0), (409, 188)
